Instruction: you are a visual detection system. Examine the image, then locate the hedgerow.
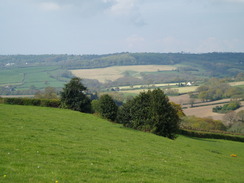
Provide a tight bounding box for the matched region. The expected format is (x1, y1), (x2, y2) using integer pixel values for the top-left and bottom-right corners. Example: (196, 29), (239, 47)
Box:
(3, 98), (61, 108)
(179, 129), (244, 142)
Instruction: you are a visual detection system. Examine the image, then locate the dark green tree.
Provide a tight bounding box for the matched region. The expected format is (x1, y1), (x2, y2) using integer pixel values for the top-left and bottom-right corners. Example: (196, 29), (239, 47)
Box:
(98, 94), (118, 121)
(117, 89), (180, 139)
(60, 77), (91, 113)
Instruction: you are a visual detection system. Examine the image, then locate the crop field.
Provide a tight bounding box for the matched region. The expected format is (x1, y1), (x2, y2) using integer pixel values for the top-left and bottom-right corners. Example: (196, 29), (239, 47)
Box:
(70, 65), (176, 83)
(183, 101), (244, 121)
(229, 81), (244, 86)
(120, 86), (198, 95)
(0, 104), (244, 183)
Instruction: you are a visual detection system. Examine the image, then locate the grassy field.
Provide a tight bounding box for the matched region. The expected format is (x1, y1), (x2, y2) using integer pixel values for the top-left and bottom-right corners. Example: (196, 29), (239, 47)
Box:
(0, 104), (244, 183)
(120, 86), (198, 95)
(118, 81), (244, 95)
(70, 65), (176, 83)
(0, 66), (69, 90)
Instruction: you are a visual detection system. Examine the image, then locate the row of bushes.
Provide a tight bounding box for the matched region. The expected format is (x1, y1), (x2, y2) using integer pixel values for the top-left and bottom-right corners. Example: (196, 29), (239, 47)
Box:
(3, 98), (61, 108)
(179, 129), (244, 142)
(212, 100), (240, 113)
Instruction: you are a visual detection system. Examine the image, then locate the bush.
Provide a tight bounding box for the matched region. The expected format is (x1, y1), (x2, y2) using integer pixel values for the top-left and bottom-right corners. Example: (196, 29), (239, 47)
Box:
(3, 98), (61, 108)
(117, 89), (180, 139)
(212, 100), (240, 113)
(97, 94), (118, 121)
(181, 116), (227, 131)
(179, 129), (244, 142)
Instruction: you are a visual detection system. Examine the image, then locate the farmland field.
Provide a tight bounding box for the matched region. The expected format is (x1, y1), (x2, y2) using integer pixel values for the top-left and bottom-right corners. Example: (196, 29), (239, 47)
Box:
(70, 65), (176, 83)
(183, 101), (244, 121)
(0, 66), (70, 90)
(0, 104), (244, 183)
(120, 86), (198, 95)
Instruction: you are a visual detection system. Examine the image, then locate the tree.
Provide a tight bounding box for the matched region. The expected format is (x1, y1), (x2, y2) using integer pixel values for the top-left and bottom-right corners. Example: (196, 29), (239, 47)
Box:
(223, 111), (236, 127)
(60, 77), (91, 113)
(34, 87), (58, 99)
(117, 89), (180, 139)
(97, 94), (118, 121)
(236, 110), (244, 122)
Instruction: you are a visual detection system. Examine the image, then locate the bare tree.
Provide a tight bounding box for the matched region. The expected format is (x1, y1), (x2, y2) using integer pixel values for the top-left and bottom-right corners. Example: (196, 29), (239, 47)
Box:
(223, 111), (236, 127)
(236, 110), (244, 122)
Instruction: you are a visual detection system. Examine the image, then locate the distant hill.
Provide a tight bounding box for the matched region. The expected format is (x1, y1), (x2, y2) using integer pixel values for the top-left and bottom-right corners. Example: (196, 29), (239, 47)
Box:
(0, 52), (243, 94)
(1, 52), (244, 72)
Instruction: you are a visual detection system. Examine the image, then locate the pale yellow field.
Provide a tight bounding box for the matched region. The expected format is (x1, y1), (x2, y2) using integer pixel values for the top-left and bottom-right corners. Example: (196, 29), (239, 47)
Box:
(229, 81), (244, 86)
(183, 102), (244, 121)
(70, 65), (176, 83)
(120, 86), (198, 94)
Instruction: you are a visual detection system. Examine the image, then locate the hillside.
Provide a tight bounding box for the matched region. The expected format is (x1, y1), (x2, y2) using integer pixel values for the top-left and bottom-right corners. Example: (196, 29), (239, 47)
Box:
(1, 52), (243, 94)
(0, 104), (243, 183)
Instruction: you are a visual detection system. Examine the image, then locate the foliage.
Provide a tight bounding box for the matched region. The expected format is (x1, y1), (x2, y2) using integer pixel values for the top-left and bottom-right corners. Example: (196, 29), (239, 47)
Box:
(197, 78), (232, 101)
(179, 129), (244, 142)
(3, 97), (60, 108)
(91, 99), (101, 113)
(34, 87), (58, 99)
(237, 110), (244, 122)
(212, 100), (241, 113)
(95, 94), (118, 121)
(117, 89), (180, 139)
(223, 111), (237, 127)
(60, 77), (91, 113)
(181, 116), (227, 131)
(170, 102), (185, 118)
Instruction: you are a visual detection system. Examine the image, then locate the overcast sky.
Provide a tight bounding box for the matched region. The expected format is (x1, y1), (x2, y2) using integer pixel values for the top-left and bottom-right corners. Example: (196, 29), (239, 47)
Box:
(1, 0), (244, 54)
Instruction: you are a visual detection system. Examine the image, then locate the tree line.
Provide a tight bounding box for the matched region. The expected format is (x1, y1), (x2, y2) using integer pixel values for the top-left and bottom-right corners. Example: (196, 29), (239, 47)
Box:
(60, 77), (180, 139)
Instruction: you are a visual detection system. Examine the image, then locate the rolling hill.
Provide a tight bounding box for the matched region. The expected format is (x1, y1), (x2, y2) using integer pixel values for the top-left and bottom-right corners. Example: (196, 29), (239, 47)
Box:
(0, 104), (243, 182)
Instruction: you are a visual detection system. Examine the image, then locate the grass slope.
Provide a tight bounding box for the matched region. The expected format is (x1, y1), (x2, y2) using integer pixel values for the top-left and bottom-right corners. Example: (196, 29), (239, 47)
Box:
(0, 104), (243, 183)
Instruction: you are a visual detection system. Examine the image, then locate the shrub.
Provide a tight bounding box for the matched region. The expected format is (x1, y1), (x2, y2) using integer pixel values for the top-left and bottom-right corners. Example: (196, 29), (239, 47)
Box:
(97, 94), (118, 121)
(179, 129), (244, 142)
(212, 100), (240, 113)
(3, 98), (61, 108)
(117, 89), (180, 139)
(181, 116), (227, 131)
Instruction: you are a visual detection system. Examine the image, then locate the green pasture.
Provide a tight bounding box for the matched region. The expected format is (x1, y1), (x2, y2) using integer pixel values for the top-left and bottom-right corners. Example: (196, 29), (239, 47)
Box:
(0, 70), (24, 85)
(0, 66), (68, 90)
(0, 104), (243, 183)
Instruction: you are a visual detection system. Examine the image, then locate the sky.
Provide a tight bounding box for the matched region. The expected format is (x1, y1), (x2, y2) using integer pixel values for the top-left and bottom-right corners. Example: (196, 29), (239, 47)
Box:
(0, 0), (244, 54)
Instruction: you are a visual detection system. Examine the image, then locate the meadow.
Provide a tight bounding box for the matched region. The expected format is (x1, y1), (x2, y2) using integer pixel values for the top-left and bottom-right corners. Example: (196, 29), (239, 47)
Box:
(0, 66), (70, 90)
(0, 104), (243, 183)
(70, 65), (176, 83)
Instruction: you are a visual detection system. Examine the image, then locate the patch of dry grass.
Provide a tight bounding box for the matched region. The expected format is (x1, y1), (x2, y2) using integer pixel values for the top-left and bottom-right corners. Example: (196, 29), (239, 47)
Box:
(70, 65), (176, 83)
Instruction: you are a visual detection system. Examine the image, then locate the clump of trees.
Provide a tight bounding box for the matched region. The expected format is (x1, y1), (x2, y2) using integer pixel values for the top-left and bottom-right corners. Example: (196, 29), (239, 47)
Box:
(180, 116), (227, 131)
(92, 94), (118, 121)
(60, 77), (91, 113)
(212, 100), (241, 113)
(59, 78), (181, 139)
(34, 87), (58, 99)
(223, 110), (244, 134)
(196, 78), (243, 102)
(116, 89), (180, 139)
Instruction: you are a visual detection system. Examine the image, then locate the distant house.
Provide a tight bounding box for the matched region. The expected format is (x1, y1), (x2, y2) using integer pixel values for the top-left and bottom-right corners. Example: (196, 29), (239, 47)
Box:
(186, 82), (192, 86)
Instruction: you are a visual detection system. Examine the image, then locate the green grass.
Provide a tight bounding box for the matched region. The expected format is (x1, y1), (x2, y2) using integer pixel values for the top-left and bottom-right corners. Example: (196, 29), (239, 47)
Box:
(0, 70), (24, 85)
(0, 104), (244, 183)
(0, 66), (67, 90)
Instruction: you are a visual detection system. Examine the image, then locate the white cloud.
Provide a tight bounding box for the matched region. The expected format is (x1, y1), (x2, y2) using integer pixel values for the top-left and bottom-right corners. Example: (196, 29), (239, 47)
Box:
(108, 0), (137, 15)
(39, 2), (61, 11)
